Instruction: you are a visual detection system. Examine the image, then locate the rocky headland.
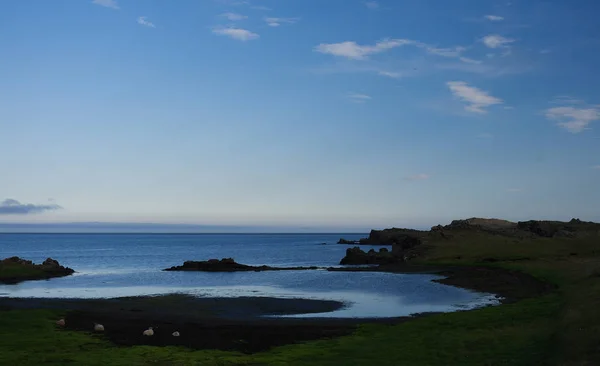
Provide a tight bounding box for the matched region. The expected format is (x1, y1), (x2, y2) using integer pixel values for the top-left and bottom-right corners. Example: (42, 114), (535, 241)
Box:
(0, 257), (75, 284)
(338, 217), (600, 265)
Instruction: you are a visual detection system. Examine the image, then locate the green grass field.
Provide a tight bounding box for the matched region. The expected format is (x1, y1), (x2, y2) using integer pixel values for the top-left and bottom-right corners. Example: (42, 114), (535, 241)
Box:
(1, 232), (599, 365)
(0, 263), (49, 281)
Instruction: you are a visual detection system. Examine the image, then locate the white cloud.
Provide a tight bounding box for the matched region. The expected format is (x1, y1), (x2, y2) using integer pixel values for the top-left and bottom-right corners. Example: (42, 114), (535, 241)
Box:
(217, 0), (250, 5)
(212, 27), (259, 41)
(314, 38), (480, 66)
(545, 106), (600, 133)
(484, 15), (504, 21)
(365, 1), (379, 9)
(348, 93), (372, 103)
(264, 17), (299, 27)
(459, 57), (482, 64)
(137, 16), (155, 28)
(315, 39), (413, 60)
(447, 81), (503, 114)
(406, 174), (431, 181)
(422, 45), (466, 58)
(378, 71), (402, 79)
(221, 12), (248, 21)
(551, 96), (585, 105)
(92, 0), (119, 9)
(482, 34), (515, 49)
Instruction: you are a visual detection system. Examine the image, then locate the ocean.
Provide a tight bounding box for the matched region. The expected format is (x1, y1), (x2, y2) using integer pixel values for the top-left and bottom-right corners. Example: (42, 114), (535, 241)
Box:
(0, 233), (499, 317)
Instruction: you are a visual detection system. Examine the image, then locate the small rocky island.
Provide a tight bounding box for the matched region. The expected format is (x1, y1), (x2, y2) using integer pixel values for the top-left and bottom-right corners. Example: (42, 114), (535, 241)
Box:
(164, 258), (320, 272)
(0, 257), (75, 284)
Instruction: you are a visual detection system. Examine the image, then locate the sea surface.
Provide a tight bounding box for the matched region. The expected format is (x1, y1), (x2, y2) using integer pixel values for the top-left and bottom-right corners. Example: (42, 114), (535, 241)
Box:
(0, 233), (499, 317)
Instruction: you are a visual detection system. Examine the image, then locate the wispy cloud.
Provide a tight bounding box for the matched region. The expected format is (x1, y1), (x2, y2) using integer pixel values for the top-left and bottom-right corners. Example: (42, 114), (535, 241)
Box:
(423, 45), (466, 58)
(216, 0), (250, 5)
(447, 81), (503, 114)
(315, 39), (413, 60)
(212, 27), (259, 41)
(221, 12), (248, 21)
(264, 17), (299, 27)
(378, 70), (402, 79)
(551, 96), (585, 105)
(315, 38), (480, 64)
(482, 34), (515, 49)
(348, 93), (372, 103)
(459, 57), (483, 64)
(0, 199), (62, 215)
(365, 1), (379, 9)
(92, 0), (119, 9)
(484, 15), (504, 21)
(545, 105), (600, 133)
(251, 5), (272, 11)
(137, 16), (155, 28)
(406, 174), (431, 181)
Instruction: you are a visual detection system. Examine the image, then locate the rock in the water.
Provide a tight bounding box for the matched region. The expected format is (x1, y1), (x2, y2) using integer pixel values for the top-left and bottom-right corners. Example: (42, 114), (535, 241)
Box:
(164, 259), (319, 272)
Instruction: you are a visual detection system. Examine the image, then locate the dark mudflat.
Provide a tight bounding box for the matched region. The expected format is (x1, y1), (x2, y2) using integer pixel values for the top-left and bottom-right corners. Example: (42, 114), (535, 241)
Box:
(63, 310), (358, 353)
(0, 294), (401, 353)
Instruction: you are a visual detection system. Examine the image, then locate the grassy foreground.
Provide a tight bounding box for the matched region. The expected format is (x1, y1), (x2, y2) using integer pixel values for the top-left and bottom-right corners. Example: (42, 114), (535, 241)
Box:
(1, 231), (599, 365)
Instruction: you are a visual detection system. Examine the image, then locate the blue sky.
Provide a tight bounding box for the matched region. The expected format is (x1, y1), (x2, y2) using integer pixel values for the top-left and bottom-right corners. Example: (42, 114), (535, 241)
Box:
(1, 0), (599, 231)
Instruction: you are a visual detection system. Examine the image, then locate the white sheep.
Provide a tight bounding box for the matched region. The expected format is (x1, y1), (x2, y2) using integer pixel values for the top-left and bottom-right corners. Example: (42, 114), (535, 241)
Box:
(142, 327), (154, 336)
(172, 331), (180, 337)
(56, 318), (65, 327)
(94, 323), (104, 332)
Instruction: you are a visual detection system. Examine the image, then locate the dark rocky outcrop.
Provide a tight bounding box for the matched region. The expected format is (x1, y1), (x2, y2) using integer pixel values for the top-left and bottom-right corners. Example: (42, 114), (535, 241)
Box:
(339, 247), (399, 265)
(337, 238), (359, 244)
(164, 258), (319, 272)
(517, 220), (573, 238)
(358, 228), (427, 245)
(0, 256), (75, 284)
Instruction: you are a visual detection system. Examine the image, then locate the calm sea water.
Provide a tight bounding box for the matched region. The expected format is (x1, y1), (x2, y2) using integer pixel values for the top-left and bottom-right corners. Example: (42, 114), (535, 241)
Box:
(0, 234), (499, 317)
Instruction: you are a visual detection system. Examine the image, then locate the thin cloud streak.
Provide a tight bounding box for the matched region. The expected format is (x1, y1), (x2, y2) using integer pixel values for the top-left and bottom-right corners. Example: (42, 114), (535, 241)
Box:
(137, 16), (155, 28)
(447, 81), (503, 114)
(92, 0), (119, 9)
(406, 174), (431, 181)
(0, 199), (63, 215)
(212, 27), (259, 41)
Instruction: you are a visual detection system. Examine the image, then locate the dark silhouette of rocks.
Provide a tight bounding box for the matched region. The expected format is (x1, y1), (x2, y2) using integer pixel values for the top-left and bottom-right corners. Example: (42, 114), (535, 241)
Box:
(164, 258), (319, 272)
(337, 238), (359, 244)
(339, 247), (399, 265)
